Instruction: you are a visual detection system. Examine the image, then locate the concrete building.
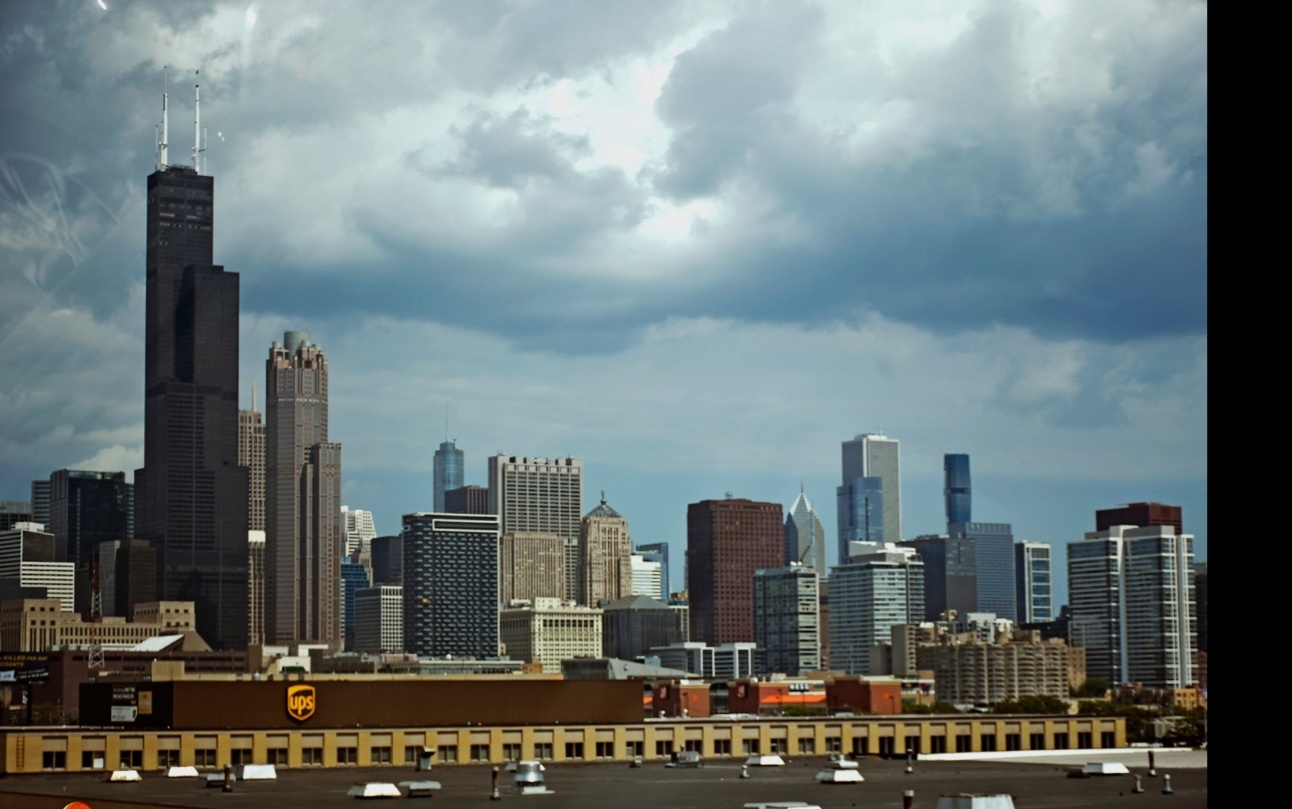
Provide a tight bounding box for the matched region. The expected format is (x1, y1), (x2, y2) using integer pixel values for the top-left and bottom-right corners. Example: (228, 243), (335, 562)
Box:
(266, 330), (343, 647)
(785, 487), (827, 574)
(30, 480), (50, 528)
(341, 506), (377, 556)
(1014, 541), (1054, 624)
(370, 535), (402, 586)
(629, 553), (662, 600)
(648, 641), (761, 680)
(634, 542), (669, 601)
(917, 630), (1081, 708)
(838, 433), (901, 560)
(247, 530), (265, 646)
(579, 493), (632, 606)
(500, 532), (566, 603)
(444, 485), (489, 515)
(829, 541), (924, 676)
(753, 565), (820, 676)
(354, 585), (403, 653)
(134, 153), (248, 651)
(0, 501), (33, 532)
(601, 594), (686, 661)
(0, 599), (200, 652)
(498, 597), (602, 674)
(98, 538), (157, 619)
(1068, 522), (1197, 688)
(687, 497), (783, 646)
(402, 512), (500, 659)
(433, 440), (464, 513)
(0, 523), (72, 610)
(488, 455), (583, 604)
(901, 534), (977, 622)
(1096, 502), (1183, 534)
(238, 400), (266, 532)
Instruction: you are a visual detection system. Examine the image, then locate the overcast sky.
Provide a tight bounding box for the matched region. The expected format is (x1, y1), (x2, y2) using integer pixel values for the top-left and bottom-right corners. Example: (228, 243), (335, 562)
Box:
(0, 0), (1206, 607)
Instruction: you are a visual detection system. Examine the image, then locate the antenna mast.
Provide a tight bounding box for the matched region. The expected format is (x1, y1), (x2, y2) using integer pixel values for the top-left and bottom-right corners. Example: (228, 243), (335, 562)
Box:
(157, 65), (170, 169)
(193, 69), (205, 173)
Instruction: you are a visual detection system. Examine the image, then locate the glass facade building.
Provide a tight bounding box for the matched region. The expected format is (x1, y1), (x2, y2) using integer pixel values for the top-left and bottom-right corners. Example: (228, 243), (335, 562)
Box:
(943, 453), (972, 527)
(402, 512), (500, 659)
(635, 542), (670, 600)
(950, 522), (1016, 621)
(433, 440), (464, 512)
(1014, 541), (1053, 623)
(837, 476), (884, 561)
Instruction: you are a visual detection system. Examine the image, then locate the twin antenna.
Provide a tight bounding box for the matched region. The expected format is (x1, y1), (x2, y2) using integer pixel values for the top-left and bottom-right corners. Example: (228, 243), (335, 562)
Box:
(155, 65), (206, 173)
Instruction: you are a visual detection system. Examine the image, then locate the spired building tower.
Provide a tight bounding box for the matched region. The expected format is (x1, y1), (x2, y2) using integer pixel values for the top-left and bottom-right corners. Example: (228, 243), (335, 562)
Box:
(134, 71), (248, 650)
(784, 487), (827, 573)
(579, 492), (633, 607)
(265, 330), (343, 646)
(433, 439), (464, 512)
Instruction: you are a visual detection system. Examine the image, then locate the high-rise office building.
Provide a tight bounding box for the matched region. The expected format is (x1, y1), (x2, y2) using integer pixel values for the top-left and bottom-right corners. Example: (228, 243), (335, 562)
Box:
(1014, 541), (1053, 624)
(111, 539), (158, 619)
(0, 502), (33, 533)
(48, 469), (132, 569)
(433, 440), (464, 513)
(354, 585), (403, 653)
(579, 493), (632, 606)
(444, 485), (489, 514)
(753, 565), (821, 676)
(828, 541), (925, 676)
(266, 330), (343, 646)
(629, 553), (662, 601)
(340, 558), (371, 651)
(838, 433), (901, 558)
(238, 397), (266, 532)
(785, 487), (827, 573)
(944, 453), (972, 526)
(341, 506), (377, 556)
(247, 530), (265, 646)
(601, 594), (686, 661)
(488, 455), (583, 600)
(402, 512), (500, 659)
(29, 481), (50, 528)
(370, 535), (403, 586)
(0, 522), (74, 613)
(1193, 562), (1207, 654)
(687, 497), (783, 645)
(950, 521), (1017, 621)
(1068, 523), (1196, 688)
(498, 597), (603, 674)
(635, 542), (670, 601)
(133, 80), (248, 650)
(900, 534), (977, 621)
(499, 532), (566, 603)
(1096, 502), (1183, 534)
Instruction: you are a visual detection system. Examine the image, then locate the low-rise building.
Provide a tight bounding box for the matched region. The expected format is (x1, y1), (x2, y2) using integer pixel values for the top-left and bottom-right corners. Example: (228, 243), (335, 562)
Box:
(0, 599), (201, 652)
(498, 598), (602, 674)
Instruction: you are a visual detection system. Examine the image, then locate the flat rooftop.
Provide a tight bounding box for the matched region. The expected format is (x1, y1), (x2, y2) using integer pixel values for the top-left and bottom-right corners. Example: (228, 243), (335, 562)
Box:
(0, 752), (1206, 809)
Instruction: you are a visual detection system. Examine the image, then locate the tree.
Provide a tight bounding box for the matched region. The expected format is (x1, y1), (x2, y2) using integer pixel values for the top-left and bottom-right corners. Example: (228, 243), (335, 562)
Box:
(992, 694), (1069, 714)
(1072, 677), (1110, 698)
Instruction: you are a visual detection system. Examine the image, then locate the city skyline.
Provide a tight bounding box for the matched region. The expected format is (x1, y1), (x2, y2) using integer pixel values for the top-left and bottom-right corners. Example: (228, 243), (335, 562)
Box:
(0, 2), (1207, 614)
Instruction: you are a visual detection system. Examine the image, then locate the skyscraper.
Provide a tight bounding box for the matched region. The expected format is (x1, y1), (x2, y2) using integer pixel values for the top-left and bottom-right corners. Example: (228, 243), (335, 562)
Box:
(635, 542), (670, 600)
(402, 512), (500, 659)
(943, 453), (972, 526)
(1068, 523), (1196, 688)
(47, 469), (132, 568)
(266, 330), (343, 646)
(433, 440), (464, 512)
(829, 541), (925, 676)
(949, 521), (1016, 620)
(753, 565), (821, 676)
(579, 493), (632, 607)
(341, 506), (377, 556)
(499, 532), (566, 603)
(687, 497), (783, 645)
(838, 433), (900, 560)
(1095, 502), (1183, 534)
(134, 75), (248, 650)
(900, 534), (977, 621)
(238, 394), (266, 532)
(785, 487), (827, 573)
(488, 455), (583, 598)
(1014, 541), (1053, 624)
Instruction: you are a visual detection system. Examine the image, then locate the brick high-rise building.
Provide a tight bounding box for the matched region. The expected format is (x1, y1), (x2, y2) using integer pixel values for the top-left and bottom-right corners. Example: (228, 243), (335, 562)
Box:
(238, 396), (266, 532)
(1095, 502), (1183, 534)
(133, 77), (248, 650)
(488, 456), (582, 600)
(687, 497), (783, 645)
(266, 330), (342, 646)
(499, 532), (566, 603)
(444, 485), (489, 514)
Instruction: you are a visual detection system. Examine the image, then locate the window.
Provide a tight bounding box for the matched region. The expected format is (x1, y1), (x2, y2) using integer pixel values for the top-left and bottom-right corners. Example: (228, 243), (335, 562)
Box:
(980, 735), (997, 752)
(438, 745), (458, 763)
(470, 744), (491, 762)
(302, 748), (324, 766)
(906, 738), (922, 755)
(713, 739), (732, 756)
(120, 750), (143, 768)
(42, 751), (66, 770)
(825, 738), (841, 753)
(268, 748), (288, 766)
(231, 748), (254, 765)
(502, 743), (522, 761)
(769, 739), (787, 754)
(337, 747), (358, 765)
(1005, 734), (1021, 751)
(595, 741), (615, 758)
(404, 747), (419, 764)
(1053, 733), (1070, 750)
(929, 736), (947, 754)
(743, 739), (761, 755)
(878, 737), (896, 757)
(371, 746), (392, 764)
(625, 741), (644, 758)
(82, 751), (104, 770)
(683, 739), (702, 753)
(158, 750), (180, 768)
(564, 742), (584, 759)
(1029, 733), (1046, 750)
(654, 740), (674, 757)
(1101, 731), (1117, 748)
(797, 738), (815, 755)
(1077, 732), (1093, 749)
(533, 743), (553, 760)
(956, 735), (973, 753)
(851, 737), (868, 756)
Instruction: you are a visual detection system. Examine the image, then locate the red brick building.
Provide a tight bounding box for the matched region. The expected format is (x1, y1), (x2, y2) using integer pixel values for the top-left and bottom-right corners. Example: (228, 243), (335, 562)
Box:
(687, 498), (783, 646)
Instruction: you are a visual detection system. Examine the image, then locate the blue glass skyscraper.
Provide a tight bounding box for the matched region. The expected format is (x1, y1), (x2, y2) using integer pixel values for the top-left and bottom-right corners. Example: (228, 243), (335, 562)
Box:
(341, 559), (372, 651)
(836, 476), (884, 562)
(944, 454), (972, 527)
(950, 521), (1016, 620)
(433, 440), (464, 512)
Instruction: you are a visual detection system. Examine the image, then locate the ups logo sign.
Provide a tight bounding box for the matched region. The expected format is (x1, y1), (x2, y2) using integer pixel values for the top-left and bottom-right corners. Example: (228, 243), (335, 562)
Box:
(287, 684), (316, 721)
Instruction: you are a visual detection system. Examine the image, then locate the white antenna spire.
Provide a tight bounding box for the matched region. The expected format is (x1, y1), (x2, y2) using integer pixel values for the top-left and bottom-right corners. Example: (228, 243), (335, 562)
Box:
(157, 66), (169, 169)
(193, 69), (204, 173)
(251, 381), (257, 413)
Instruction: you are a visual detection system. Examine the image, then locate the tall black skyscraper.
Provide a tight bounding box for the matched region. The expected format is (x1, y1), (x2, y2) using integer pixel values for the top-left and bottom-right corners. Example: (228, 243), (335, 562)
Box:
(134, 73), (247, 649)
(944, 453), (971, 527)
